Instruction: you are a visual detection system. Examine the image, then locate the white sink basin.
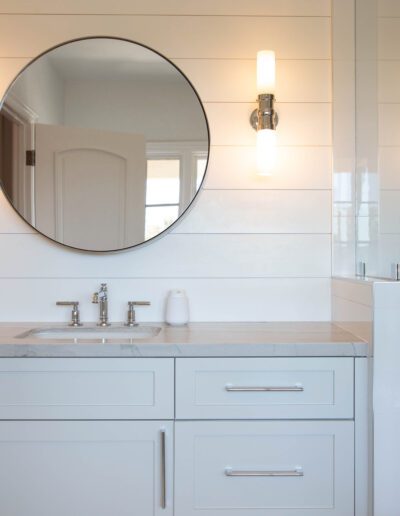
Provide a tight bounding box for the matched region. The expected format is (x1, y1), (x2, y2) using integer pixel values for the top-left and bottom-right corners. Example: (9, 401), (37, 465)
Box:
(17, 325), (161, 341)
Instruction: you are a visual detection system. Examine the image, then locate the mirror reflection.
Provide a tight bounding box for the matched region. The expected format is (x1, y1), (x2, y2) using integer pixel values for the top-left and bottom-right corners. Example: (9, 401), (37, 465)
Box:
(0, 37), (209, 251)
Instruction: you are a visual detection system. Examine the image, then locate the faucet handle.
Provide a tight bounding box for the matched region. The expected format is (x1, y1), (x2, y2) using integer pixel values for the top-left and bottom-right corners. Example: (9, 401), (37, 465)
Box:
(126, 301), (151, 326)
(56, 301), (82, 327)
(128, 301), (151, 307)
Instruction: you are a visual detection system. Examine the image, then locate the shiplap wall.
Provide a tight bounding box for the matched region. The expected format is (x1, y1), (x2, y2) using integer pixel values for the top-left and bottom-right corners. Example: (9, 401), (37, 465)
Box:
(0, 0), (332, 322)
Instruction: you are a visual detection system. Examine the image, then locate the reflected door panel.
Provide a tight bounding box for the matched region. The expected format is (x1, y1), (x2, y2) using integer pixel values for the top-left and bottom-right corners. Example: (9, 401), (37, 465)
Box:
(35, 124), (146, 250)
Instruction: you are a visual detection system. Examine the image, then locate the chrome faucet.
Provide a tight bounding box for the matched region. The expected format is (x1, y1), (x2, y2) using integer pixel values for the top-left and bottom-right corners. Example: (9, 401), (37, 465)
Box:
(92, 283), (110, 327)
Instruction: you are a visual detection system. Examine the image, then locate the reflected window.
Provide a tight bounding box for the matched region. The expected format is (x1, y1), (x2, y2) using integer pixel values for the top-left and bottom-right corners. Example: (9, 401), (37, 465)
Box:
(145, 159), (180, 240)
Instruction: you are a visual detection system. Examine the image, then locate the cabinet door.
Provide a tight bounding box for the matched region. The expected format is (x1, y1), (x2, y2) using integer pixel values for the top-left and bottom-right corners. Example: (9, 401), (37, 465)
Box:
(175, 421), (354, 516)
(0, 421), (173, 516)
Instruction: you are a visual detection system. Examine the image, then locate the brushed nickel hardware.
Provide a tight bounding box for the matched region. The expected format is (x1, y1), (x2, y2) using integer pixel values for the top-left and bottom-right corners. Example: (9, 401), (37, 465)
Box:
(225, 385), (304, 392)
(225, 467), (304, 477)
(125, 301), (151, 327)
(160, 429), (166, 509)
(56, 301), (82, 327)
(92, 283), (110, 327)
(357, 261), (366, 278)
(250, 93), (278, 131)
(392, 263), (400, 281)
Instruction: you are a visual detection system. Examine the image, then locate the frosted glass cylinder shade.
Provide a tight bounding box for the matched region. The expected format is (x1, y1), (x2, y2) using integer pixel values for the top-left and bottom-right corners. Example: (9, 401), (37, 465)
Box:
(257, 50), (276, 95)
(256, 129), (277, 176)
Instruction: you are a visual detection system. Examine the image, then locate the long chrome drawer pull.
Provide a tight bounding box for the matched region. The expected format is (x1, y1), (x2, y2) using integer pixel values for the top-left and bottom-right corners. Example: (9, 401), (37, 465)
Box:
(225, 468), (304, 477)
(160, 429), (166, 509)
(225, 385), (304, 392)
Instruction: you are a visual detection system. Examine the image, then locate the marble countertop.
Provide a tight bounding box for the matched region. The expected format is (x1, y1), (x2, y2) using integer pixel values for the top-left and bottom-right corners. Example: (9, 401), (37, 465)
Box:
(0, 322), (369, 358)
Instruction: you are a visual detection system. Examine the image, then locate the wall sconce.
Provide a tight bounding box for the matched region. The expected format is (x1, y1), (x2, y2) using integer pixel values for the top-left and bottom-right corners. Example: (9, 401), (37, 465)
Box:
(250, 50), (278, 176)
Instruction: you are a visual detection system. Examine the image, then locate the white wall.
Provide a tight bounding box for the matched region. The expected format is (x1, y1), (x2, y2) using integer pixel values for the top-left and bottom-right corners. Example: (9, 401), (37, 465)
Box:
(9, 57), (64, 124)
(0, 0), (333, 322)
(64, 78), (206, 141)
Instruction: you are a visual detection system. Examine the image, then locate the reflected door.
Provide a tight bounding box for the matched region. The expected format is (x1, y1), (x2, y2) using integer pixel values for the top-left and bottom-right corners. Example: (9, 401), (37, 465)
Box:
(35, 124), (146, 250)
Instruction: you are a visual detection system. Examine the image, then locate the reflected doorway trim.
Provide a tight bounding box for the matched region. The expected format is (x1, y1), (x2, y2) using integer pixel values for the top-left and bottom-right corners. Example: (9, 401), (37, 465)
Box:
(2, 94), (38, 227)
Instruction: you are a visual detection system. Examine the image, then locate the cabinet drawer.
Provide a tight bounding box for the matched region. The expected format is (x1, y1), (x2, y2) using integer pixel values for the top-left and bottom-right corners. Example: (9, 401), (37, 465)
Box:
(0, 358), (174, 419)
(176, 358), (354, 419)
(175, 421), (354, 516)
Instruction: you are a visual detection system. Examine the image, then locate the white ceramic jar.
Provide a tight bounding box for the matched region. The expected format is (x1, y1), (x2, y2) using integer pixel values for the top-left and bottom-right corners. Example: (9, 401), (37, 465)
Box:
(165, 289), (189, 326)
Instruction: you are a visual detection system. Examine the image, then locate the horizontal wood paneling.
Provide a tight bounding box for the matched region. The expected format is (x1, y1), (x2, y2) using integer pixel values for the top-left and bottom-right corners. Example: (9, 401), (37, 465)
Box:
(0, 277), (331, 321)
(0, 233), (331, 278)
(175, 190), (331, 233)
(0, 189), (331, 234)
(0, 0), (331, 16)
(0, 193), (34, 233)
(0, 58), (332, 103)
(0, 58), (30, 97)
(204, 146), (332, 190)
(0, 15), (331, 59)
(0, 2), (333, 321)
(206, 103), (331, 146)
(176, 59), (332, 103)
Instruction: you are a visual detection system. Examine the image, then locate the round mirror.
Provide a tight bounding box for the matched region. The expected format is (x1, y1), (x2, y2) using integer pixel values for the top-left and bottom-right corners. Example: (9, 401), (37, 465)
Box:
(0, 37), (209, 252)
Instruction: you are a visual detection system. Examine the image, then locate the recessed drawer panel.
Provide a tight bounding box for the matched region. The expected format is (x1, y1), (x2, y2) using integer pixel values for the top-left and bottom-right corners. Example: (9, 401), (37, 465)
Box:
(0, 358), (174, 419)
(176, 358), (353, 419)
(175, 421), (354, 516)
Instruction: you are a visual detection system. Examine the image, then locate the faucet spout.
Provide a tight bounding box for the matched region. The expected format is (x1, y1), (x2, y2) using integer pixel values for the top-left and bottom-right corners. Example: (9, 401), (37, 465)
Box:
(92, 283), (110, 326)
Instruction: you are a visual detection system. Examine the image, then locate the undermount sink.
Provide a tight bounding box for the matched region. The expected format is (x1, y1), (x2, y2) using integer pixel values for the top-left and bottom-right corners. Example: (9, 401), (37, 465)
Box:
(17, 325), (161, 341)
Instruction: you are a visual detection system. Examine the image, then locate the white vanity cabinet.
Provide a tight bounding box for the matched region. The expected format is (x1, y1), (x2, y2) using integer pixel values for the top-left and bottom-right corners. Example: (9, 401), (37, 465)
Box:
(0, 355), (366, 516)
(0, 358), (174, 516)
(174, 357), (357, 516)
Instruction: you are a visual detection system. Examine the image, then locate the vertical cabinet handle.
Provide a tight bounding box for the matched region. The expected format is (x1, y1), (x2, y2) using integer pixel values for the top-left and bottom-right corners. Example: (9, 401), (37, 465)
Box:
(160, 429), (166, 509)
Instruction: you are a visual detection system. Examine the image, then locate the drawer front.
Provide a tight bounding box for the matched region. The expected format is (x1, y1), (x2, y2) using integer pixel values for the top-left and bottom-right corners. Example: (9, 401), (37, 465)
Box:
(0, 358), (174, 419)
(175, 421), (354, 516)
(176, 357), (354, 419)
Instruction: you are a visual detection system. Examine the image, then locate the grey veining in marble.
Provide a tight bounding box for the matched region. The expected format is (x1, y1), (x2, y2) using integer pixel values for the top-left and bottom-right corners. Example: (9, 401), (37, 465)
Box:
(0, 322), (369, 358)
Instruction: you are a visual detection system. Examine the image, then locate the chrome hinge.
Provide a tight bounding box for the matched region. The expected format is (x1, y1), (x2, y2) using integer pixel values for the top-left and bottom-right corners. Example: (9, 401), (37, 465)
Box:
(25, 150), (36, 166)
